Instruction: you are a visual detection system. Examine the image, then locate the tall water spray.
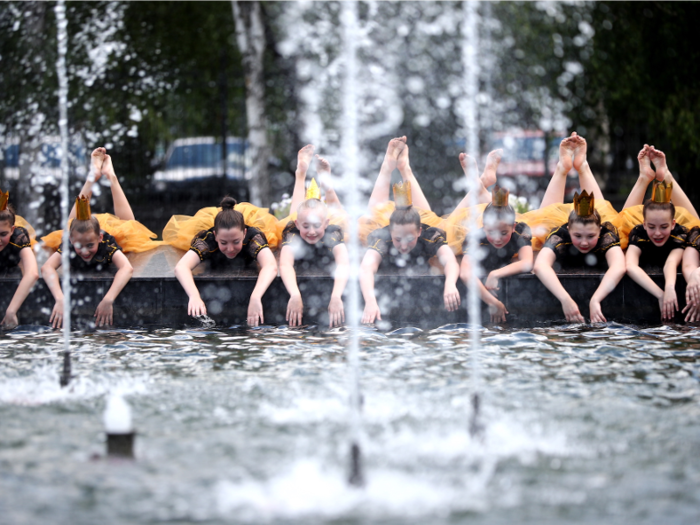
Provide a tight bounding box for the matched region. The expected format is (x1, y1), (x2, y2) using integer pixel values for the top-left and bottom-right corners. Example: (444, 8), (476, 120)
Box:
(461, 0), (484, 438)
(55, 1), (72, 367)
(340, 0), (364, 487)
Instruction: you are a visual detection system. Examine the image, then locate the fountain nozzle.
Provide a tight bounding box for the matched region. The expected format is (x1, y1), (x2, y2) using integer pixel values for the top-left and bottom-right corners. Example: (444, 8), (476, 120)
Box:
(348, 441), (364, 487)
(59, 350), (71, 388)
(469, 392), (484, 439)
(104, 394), (135, 459)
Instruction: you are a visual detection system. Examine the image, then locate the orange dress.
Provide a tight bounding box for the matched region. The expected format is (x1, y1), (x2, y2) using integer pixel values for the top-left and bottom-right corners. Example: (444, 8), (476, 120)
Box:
(612, 204), (700, 250)
(519, 200), (619, 252)
(163, 203), (280, 252)
(358, 202), (443, 246)
(42, 214), (162, 253)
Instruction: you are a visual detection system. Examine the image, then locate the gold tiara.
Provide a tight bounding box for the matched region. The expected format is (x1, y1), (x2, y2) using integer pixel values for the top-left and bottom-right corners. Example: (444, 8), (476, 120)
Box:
(306, 178), (321, 200)
(651, 180), (672, 204)
(491, 185), (509, 207)
(573, 190), (595, 217)
(75, 195), (92, 221)
(0, 188), (8, 212)
(393, 180), (412, 208)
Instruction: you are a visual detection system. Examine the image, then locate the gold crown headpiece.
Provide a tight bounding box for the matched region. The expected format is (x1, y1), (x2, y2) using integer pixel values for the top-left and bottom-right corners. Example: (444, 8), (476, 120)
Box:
(306, 178), (321, 200)
(75, 195), (92, 221)
(0, 188), (8, 212)
(573, 190), (595, 217)
(491, 185), (509, 207)
(393, 180), (412, 208)
(651, 180), (673, 204)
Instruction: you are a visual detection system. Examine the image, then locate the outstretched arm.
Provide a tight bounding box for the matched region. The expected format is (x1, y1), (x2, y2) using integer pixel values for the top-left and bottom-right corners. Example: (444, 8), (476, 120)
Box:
(1, 248), (39, 329)
(94, 250), (133, 327)
(625, 245), (667, 318)
(682, 247), (700, 321)
(42, 252), (65, 329)
(589, 246), (626, 323)
(360, 250), (382, 323)
(328, 243), (349, 328)
(174, 250), (207, 317)
(660, 248), (683, 321)
(534, 248), (584, 322)
(279, 245), (303, 326)
(461, 255), (508, 323)
(484, 245), (534, 292)
(248, 248), (277, 327)
(437, 245), (461, 312)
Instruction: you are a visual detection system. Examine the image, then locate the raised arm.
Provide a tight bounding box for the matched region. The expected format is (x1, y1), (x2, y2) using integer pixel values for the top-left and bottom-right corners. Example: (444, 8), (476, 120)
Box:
(94, 250), (133, 327)
(589, 246), (626, 323)
(247, 247), (277, 327)
(174, 250), (206, 317)
(360, 249), (382, 323)
(534, 248), (584, 323)
(329, 243), (349, 327)
(279, 245), (303, 326)
(1, 247), (39, 329)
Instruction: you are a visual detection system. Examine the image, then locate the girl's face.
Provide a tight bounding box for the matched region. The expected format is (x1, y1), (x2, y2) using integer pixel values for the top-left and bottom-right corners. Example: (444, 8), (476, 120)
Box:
(0, 220), (14, 252)
(569, 222), (601, 253)
(295, 208), (328, 244)
(214, 227), (246, 258)
(484, 221), (515, 249)
(644, 209), (676, 246)
(390, 223), (421, 254)
(70, 230), (102, 261)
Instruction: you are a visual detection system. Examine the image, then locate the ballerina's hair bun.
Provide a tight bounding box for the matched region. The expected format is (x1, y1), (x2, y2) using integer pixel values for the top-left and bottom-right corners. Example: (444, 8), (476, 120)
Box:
(219, 196), (238, 210)
(215, 196), (244, 232)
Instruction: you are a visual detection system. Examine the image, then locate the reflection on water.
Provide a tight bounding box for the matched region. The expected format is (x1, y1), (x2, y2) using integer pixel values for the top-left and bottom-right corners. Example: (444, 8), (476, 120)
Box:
(2, 323), (700, 524)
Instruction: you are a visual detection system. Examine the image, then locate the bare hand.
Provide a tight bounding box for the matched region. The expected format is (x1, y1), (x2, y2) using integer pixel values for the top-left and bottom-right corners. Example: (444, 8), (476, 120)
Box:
(484, 272), (500, 294)
(443, 284), (461, 312)
(562, 298), (585, 323)
(589, 299), (607, 324)
(686, 279), (700, 307)
(1, 311), (19, 330)
(94, 298), (114, 327)
(661, 288), (678, 321)
(361, 300), (382, 324)
(682, 303), (700, 323)
(188, 296), (207, 317)
(247, 297), (264, 327)
(328, 295), (345, 328)
(286, 294), (303, 327)
(488, 300), (508, 323)
(50, 301), (64, 329)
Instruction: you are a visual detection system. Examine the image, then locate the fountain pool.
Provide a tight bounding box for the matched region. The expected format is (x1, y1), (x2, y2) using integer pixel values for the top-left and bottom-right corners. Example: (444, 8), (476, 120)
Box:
(1, 323), (699, 524)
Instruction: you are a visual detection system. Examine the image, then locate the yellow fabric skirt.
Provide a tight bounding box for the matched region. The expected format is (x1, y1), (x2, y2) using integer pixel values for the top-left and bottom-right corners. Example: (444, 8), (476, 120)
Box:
(358, 202), (442, 245)
(41, 214), (162, 253)
(612, 205), (700, 250)
(15, 215), (37, 247)
(276, 207), (349, 243)
(519, 200), (619, 252)
(439, 204), (527, 255)
(163, 203), (280, 252)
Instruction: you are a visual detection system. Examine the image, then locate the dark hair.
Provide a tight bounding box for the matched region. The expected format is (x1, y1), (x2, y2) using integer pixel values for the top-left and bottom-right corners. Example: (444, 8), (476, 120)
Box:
(389, 206), (421, 230)
(568, 209), (601, 228)
(482, 203), (515, 226)
(69, 217), (101, 236)
(215, 196), (245, 232)
(643, 200), (675, 220)
(0, 204), (16, 226)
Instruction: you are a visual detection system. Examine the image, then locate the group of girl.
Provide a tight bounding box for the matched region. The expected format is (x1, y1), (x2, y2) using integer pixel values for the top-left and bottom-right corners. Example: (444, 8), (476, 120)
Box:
(2, 134), (700, 330)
